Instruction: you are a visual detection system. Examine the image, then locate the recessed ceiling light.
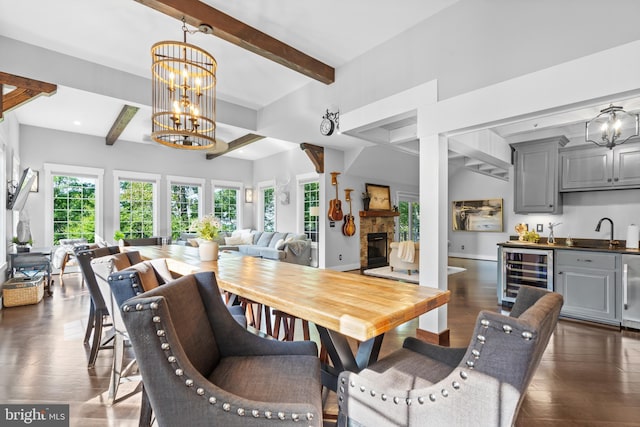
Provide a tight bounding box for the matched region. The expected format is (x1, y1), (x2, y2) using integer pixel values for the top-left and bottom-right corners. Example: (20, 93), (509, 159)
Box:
(73, 120), (82, 126)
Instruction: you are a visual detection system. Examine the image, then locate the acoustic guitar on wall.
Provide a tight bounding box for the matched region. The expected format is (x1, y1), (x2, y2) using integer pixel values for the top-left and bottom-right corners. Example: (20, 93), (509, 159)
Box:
(328, 171), (343, 221)
(342, 188), (356, 237)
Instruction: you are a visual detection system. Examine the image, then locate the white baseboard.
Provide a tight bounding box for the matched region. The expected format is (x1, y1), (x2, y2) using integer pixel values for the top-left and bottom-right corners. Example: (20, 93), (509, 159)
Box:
(448, 252), (497, 262)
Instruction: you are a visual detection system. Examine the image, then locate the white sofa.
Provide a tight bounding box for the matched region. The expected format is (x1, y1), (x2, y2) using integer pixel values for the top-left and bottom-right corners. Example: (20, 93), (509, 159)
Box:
(389, 241), (420, 274)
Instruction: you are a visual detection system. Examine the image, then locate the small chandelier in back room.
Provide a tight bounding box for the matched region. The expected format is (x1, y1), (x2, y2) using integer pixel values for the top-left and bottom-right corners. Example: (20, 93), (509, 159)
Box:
(585, 104), (639, 150)
(151, 18), (227, 152)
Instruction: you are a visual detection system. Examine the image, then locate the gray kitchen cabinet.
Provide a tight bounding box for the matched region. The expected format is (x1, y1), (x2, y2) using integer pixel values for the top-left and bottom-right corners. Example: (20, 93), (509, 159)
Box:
(560, 142), (640, 191)
(511, 136), (568, 214)
(554, 250), (619, 325)
(614, 144), (640, 187)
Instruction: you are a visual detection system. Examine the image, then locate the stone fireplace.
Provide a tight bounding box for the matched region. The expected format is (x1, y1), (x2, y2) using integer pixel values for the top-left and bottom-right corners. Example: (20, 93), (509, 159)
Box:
(359, 210), (399, 272)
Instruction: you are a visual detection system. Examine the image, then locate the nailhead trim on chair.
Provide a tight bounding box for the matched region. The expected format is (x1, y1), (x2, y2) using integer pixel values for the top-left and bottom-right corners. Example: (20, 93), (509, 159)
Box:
(338, 315), (539, 412)
(122, 301), (317, 424)
(109, 272), (143, 297)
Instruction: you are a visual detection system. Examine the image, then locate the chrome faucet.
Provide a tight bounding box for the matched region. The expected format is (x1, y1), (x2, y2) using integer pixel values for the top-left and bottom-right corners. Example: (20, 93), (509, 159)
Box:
(595, 217), (618, 247)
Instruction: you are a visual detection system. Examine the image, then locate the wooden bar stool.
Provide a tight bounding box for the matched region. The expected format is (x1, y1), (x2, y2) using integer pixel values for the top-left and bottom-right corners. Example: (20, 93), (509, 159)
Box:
(239, 297), (273, 335)
(272, 310), (328, 363)
(272, 310), (310, 341)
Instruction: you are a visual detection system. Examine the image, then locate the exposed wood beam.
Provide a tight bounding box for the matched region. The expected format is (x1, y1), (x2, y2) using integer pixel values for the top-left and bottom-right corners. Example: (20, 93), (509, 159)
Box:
(206, 133), (264, 160)
(106, 105), (140, 145)
(300, 142), (324, 173)
(0, 72), (57, 95)
(135, 0), (335, 84)
(0, 72), (57, 120)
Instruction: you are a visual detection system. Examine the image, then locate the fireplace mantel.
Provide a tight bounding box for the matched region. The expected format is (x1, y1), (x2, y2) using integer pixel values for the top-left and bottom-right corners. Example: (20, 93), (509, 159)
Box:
(359, 211), (400, 218)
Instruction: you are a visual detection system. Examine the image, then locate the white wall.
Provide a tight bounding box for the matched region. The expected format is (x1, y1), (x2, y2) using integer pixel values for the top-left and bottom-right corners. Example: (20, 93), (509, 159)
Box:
(18, 125), (419, 271)
(19, 125), (254, 245)
(252, 145), (316, 232)
(448, 166), (510, 260)
(448, 160), (640, 261)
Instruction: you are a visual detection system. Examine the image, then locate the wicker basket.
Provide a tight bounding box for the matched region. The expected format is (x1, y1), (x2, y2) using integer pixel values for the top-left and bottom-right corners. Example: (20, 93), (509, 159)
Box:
(3, 276), (44, 307)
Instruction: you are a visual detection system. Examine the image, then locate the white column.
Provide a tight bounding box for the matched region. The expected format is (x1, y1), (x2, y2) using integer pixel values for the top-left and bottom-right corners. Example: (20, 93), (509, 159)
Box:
(417, 131), (449, 335)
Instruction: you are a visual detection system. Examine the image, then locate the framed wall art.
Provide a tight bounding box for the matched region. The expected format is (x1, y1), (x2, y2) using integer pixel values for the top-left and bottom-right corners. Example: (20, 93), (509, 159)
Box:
(365, 183), (391, 211)
(452, 198), (503, 232)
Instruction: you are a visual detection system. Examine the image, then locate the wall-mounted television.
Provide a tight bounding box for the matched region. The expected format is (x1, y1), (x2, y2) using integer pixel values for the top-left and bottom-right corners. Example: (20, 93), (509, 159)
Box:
(7, 168), (37, 211)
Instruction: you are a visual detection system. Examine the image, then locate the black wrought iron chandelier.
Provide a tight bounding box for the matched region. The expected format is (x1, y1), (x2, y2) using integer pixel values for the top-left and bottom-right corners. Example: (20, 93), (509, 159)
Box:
(151, 18), (227, 153)
(585, 104), (639, 149)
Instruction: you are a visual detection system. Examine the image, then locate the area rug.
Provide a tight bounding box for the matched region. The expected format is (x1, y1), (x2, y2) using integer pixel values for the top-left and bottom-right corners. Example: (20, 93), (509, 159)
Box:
(363, 266), (466, 284)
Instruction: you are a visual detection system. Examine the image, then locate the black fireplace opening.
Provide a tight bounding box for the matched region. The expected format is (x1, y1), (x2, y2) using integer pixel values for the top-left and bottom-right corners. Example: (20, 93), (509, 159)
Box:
(367, 232), (388, 268)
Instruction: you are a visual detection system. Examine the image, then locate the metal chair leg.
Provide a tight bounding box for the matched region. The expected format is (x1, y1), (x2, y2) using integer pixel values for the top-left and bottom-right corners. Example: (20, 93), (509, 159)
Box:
(107, 333), (124, 405)
(88, 314), (104, 368)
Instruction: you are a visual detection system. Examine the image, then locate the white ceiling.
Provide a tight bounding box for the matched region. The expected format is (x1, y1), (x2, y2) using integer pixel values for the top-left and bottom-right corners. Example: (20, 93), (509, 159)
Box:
(4, 0), (639, 162)
(0, 0), (459, 159)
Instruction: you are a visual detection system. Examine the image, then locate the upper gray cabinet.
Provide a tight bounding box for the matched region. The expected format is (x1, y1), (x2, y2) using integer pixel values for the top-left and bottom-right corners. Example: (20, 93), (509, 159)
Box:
(511, 136), (568, 214)
(560, 142), (640, 192)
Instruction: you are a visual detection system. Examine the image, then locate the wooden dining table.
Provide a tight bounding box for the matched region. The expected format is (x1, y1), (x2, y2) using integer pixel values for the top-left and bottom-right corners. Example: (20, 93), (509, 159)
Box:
(127, 245), (450, 391)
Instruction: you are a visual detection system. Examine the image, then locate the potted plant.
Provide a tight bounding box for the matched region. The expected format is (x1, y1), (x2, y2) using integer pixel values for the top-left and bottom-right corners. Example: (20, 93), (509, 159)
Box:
(114, 230), (125, 247)
(12, 236), (33, 253)
(190, 214), (221, 261)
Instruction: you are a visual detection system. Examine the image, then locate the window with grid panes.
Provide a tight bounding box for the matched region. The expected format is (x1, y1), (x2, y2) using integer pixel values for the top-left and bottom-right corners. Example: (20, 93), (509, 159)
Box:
(263, 187), (275, 232)
(119, 180), (154, 238)
(213, 187), (238, 232)
(303, 181), (319, 242)
(398, 199), (420, 241)
(52, 175), (96, 244)
(170, 184), (200, 240)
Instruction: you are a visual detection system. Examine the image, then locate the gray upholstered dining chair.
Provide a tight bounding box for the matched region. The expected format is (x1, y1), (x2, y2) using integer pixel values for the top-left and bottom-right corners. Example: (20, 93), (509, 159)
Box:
(107, 261), (246, 425)
(76, 246), (133, 368)
(118, 271), (323, 427)
(92, 255), (173, 405)
(337, 285), (563, 427)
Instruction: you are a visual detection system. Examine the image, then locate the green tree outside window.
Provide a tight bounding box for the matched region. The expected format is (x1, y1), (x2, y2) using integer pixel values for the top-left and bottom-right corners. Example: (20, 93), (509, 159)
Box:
(119, 180), (154, 238)
(53, 175), (96, 244)
(213, 188), (238, 232)
(263, 187), (275, 232)
(171, 184), (199, 240)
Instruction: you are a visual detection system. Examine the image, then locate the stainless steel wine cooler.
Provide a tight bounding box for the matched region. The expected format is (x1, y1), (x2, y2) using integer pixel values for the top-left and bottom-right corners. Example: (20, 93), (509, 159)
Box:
(499, 247), (553, 304)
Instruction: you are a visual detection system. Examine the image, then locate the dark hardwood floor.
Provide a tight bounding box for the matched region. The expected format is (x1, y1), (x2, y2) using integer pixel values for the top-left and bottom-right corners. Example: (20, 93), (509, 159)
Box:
(1, 258), (639, 426)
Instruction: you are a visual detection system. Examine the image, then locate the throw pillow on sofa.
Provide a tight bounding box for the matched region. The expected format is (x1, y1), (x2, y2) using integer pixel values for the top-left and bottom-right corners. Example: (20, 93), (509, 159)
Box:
(225, 235), (244, 245)
(256, 232), (275, 247)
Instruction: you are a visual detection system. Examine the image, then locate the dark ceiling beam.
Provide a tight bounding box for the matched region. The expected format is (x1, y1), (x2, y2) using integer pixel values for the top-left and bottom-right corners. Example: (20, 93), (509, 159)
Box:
(300, 142), (324, 173)
(206, 133), (264, 160)
(106, 105), (140, 145)
(135, 0), (335, 84)
(0, 72), (57, 120)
